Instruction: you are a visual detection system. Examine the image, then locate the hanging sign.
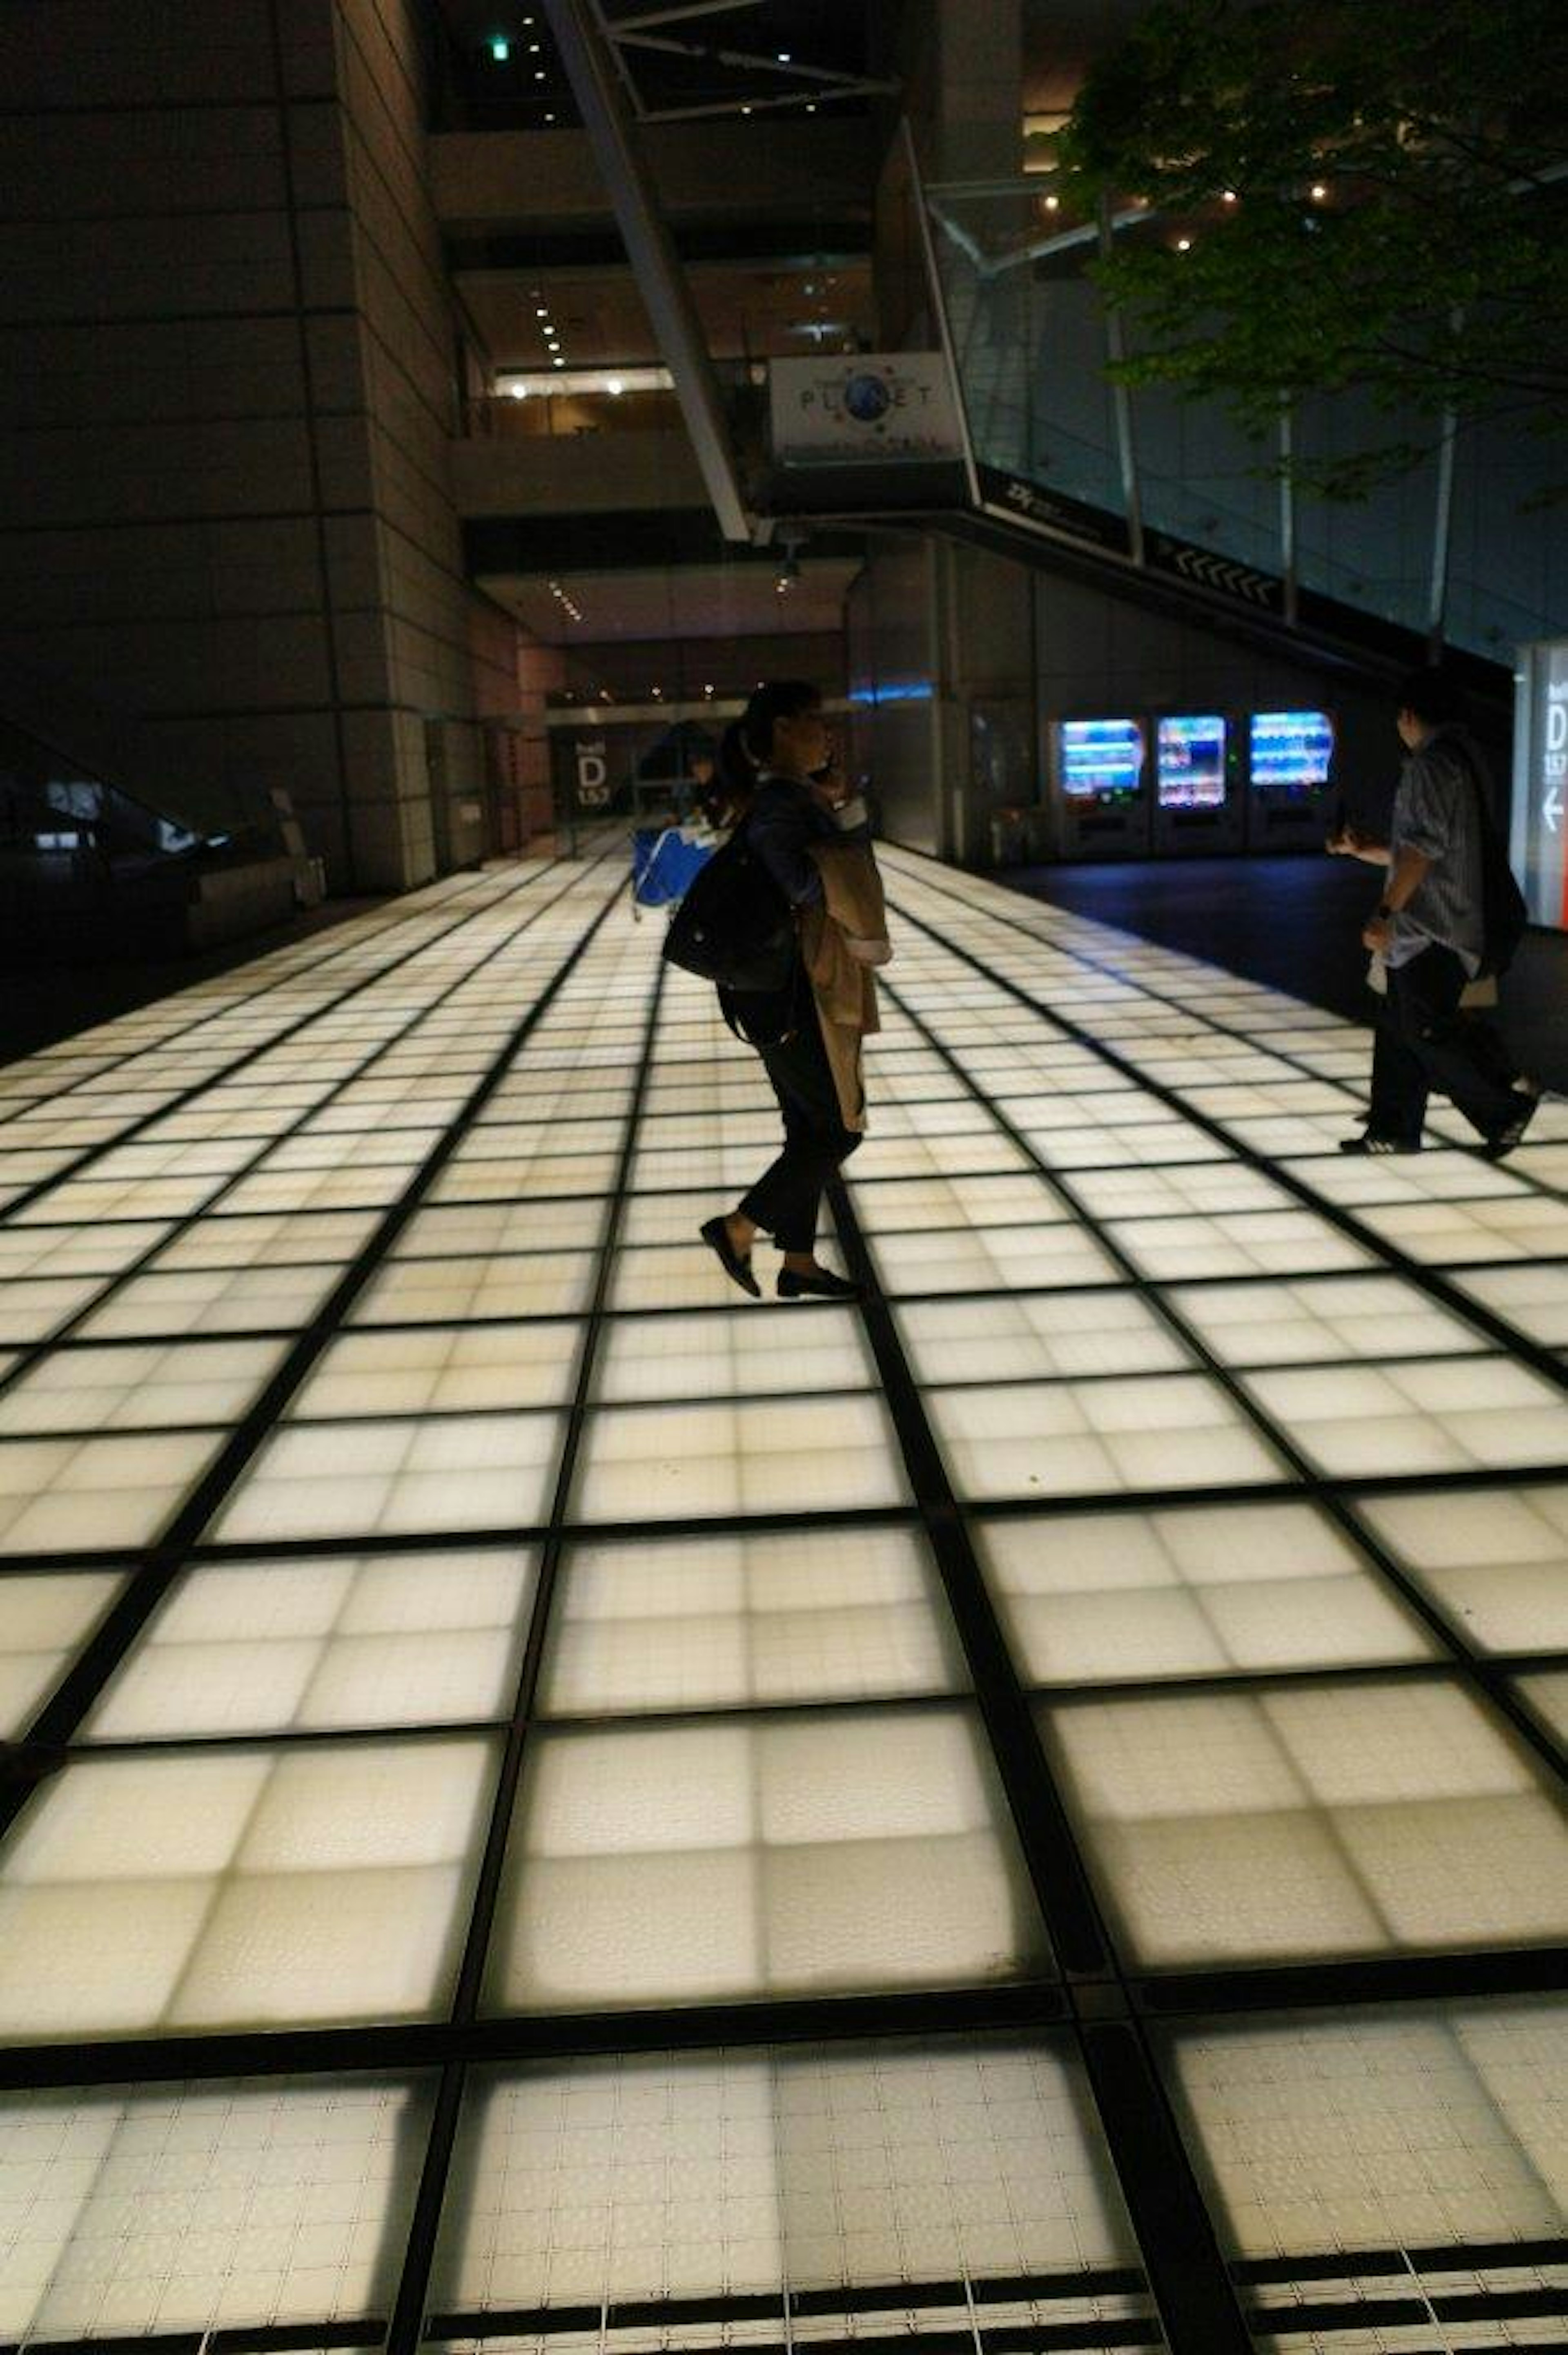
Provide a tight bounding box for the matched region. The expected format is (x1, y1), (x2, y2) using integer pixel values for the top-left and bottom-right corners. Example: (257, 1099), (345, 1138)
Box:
(770, 355), (964, 461)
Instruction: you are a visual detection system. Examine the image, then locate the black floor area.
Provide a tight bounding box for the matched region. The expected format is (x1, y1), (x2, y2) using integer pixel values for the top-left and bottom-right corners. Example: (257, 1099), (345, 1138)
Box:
(1008, 854), (1568, 1094)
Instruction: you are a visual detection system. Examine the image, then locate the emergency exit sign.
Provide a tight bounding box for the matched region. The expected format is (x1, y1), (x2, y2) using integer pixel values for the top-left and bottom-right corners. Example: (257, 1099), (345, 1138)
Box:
(1512, 640), (1568, 931)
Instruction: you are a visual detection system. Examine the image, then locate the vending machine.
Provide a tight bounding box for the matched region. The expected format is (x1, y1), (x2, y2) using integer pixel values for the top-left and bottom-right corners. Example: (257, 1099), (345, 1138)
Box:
(1246, 709), (1335, 850)
(1152, 713), (1243, 856)
(1049, 716), (1152, 860)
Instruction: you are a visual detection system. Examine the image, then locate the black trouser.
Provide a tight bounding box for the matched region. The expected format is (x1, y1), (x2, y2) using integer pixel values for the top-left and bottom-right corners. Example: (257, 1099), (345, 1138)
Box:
(737, 998), (861, 1253)
(1369, 942), (1522, 1143)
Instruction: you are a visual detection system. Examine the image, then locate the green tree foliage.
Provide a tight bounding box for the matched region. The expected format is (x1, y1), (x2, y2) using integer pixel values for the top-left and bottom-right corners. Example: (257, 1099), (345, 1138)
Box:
(1058, 0), (1567, 497)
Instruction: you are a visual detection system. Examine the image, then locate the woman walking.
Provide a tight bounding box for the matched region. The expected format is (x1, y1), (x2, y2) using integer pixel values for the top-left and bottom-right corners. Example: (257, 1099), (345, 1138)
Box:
(698, 680), (888, 1301)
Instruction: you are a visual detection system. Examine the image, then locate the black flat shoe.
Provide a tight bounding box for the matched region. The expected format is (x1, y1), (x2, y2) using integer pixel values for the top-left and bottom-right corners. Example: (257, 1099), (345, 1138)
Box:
(1338, 1134), (1421, 1155)
(777, 1266), (861, 1300)
(699, 1215), (760, 1297)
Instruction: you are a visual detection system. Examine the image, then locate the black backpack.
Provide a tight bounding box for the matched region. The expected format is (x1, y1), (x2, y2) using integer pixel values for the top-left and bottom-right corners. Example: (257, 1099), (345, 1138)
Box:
(662, 823), (795, 993)
(1452, 736), (1528, 977)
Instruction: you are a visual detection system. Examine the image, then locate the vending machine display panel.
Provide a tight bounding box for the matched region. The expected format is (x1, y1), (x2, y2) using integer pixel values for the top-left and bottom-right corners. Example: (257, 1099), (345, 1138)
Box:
(1156, 716), (1227, 810)
(1058, 718), (1145, 801)
(1250, 710), (1335, 798)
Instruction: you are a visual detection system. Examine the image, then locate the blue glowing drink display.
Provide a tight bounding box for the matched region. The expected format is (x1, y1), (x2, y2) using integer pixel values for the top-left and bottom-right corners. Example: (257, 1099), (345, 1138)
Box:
(1058, 718), (1145, 801)
(1250, 709), (1334, 796)
(1156, 715), (1227, 810)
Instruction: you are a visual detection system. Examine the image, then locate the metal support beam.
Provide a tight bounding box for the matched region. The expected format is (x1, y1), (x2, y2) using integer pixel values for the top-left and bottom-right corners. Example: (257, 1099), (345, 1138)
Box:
(539, 0), (753, 542)
(606, 0), (763, 27)
(904, 118), (982, 511)
(1278, 397), (1299, 628)
(1428, 312), (1464, 657)
(1098, 193), (1145, 566)
(613, 28), (898, 94)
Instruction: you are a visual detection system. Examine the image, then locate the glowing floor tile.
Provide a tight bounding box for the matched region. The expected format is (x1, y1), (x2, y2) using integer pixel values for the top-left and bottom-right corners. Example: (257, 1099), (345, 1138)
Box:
(0, 1570), (125, 1737)
(1516, 1670), (1568, 1749)
(0, 1220), (169, 1279)
(1164, 2000), (1568, 2259)
(1352, 1194), (1568, 1264)
(350, 1251), (597, 1324)
(0, 1337), (286, 1436)
(434, 2034), (1142, 2308)
(1042, 1679), (1568, 1966)
(427, 1151), (619, 1203)
(150, 1208), (380, 1270)
(0, 2074), (432, 2342)
(291, 1323), (582, 1418)
(72, 1263), (339, 1340)
(978, 1502), (1432, 1683)
(87, 1548), (537, 1737)
(1109, 1209), (1372, 1282)
(211, 1412), (564, 1542)
(488, 1709), (1046, 2010)
(849, 1131), (1033, 1181)
(1355, 1485), (1568, 1653)
(0, 1736), (495, 2038)
(595, 1305), (875, 1403)
(871, 1226), (1120, 1297)
(1242, 1358), (1568, 1476)
(927, 1376), (1282, 1503)
(0, 1431), (223, 1555)
(572, 1393), (908, 1522)
(0, 1275), (107, 1345)
(391, 1199), (606, 1258)
(1170, 1275), (1488, 1368)
(1067, 1163), (1291, 1220)
(609, 1238), (810, 1313)
(1450, 1262), (1568, 1347)
(543, 1525), (961, 1713)
(1015, 1117), (1227, 1170)
(896, 1290), (1191, 1385)
(851, 1172), (1069, 1233)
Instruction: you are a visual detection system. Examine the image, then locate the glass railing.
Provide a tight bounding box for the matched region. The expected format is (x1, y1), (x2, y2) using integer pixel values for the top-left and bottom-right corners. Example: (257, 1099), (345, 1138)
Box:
(921, 170), (1565, 662)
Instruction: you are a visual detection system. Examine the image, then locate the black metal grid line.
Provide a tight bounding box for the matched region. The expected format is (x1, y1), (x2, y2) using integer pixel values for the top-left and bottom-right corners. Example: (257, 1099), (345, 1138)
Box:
(0, 865), (629, 1838)
(383, 943), (673, 2355)
(871, 949), (1568, 1791)
(0, 868), (626, 1409)
(1, 863), (1564, 2355)
(0, 866), (518, 1158)
(887, 848), (1568, 1212)
(880, 877), (1568, 1391)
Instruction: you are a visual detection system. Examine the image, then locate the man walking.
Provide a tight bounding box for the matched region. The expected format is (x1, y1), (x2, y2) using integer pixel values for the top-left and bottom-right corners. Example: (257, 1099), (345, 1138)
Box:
(1329, 669), (1537, 1157)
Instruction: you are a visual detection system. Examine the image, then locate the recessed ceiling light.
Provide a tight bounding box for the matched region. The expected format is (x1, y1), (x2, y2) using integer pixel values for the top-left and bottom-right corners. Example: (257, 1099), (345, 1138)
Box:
(552, 356), (566, 367)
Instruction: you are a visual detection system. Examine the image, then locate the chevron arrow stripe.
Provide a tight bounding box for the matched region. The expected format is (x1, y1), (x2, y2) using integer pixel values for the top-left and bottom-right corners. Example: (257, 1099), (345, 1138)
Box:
(1153, 537), (1281, 608)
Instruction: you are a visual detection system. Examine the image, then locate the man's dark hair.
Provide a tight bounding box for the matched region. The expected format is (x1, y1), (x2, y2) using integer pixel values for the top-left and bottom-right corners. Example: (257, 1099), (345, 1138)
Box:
(1394, 667), (1463, 727)
(741, 679), (820, 763)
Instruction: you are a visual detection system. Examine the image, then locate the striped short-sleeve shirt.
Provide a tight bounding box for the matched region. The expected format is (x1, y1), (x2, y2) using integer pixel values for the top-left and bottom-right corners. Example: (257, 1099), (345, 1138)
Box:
(1386, 726), (1490, 976)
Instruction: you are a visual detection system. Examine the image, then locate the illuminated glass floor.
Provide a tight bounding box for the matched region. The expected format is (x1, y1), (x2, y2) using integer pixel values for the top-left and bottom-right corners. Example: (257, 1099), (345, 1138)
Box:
(0, 845), (1564, 2355)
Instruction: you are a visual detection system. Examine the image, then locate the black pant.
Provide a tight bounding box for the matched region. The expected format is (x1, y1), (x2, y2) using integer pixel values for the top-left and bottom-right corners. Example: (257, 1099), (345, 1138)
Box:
(737, 998), (861, 1252)
(1369, 943), (1523, 1143)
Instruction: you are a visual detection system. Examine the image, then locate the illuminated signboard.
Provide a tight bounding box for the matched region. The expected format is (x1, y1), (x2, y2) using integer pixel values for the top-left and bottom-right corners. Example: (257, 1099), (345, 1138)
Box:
(1250, 709), (1335, 798)
(1156, 715), (1227, 810)
(1058, 718), (1145, 801)
(1511, 640), (1568, 931)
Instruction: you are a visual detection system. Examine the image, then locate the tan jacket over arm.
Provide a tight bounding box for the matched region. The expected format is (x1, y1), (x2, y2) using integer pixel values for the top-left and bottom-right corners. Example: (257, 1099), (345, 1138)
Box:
(799, 842), (891, 1133)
